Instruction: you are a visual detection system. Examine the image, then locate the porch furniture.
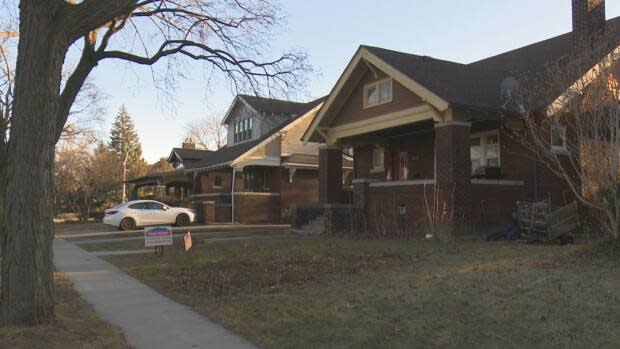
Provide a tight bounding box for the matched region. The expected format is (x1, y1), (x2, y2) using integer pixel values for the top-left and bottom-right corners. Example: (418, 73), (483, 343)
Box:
(516, 201), (579, 244)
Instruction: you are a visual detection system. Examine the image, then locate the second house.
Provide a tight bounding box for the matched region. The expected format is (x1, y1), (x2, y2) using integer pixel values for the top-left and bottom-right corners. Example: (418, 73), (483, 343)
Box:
(185, 94), (352, 224)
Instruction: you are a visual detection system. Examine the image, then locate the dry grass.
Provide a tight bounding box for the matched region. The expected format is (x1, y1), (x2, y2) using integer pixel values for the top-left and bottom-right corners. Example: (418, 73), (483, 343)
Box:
(54, 222), (113, 236)
(0, 273), (131, 349)
(91, 236), (620, 349)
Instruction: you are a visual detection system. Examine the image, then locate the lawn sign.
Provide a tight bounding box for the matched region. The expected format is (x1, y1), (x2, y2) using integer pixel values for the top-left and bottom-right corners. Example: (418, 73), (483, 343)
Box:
(144, 226), (173, 256)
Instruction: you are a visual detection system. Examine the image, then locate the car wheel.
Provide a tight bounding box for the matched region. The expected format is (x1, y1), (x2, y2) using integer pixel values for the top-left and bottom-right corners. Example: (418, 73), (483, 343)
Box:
(120, 217), (136, 231)
(176, 214), (190, 227)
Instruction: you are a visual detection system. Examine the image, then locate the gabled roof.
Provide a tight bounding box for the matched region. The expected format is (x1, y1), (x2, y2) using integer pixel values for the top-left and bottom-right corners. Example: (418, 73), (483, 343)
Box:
(239, 94), (311, 115)
(221, 94), (314, 124)
(363, 46), (508, 110)
(168, 148), (213, 163)
(364, 16), (620, 110)
(304, 16), (620, 143)
(186, 97), (326, 172)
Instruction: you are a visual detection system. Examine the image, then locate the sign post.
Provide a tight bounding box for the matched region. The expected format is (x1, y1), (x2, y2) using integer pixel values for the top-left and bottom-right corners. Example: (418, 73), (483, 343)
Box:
(144, 226), (173, 256)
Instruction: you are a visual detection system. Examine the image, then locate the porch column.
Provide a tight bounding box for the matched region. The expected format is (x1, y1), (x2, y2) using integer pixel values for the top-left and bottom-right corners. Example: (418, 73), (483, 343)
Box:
(319, 144), (342, 204)
(434, 121), (472, 233)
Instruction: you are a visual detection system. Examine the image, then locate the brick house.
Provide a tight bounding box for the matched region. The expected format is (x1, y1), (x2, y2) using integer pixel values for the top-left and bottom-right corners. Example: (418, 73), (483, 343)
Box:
(127, 139), (211, 201)
(185, 94), (353, 224)
(302, 0), (620, 235)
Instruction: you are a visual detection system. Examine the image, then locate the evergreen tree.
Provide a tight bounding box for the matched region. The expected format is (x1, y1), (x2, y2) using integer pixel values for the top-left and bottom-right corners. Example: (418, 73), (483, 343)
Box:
(108, 105), (147, 201)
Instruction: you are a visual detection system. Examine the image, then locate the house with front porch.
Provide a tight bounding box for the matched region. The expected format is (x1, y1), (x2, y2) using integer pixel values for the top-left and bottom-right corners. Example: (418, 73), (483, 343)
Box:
(303, 0), (620, 235)
(185, 94), (353, 224)
(127, 139), (211, 202)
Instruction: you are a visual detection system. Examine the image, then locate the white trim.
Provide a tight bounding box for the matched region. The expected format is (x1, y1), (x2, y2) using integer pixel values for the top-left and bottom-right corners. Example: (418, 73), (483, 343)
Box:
(235, 192), (281, 197)
(184, 161), (232, 174)
(434, 121), (472, 129)
(369, 179), (435, 187)
(325, 104), (440, 143)
(193, 193), (229, 198)
(471, 179), (524, 186)
(303, 46), (449, 144)
(231, 103), (324, 167)
(363, 77), (393, 108)
(550, 123), (568, 153)
(470, 129), (501, 174)
(211, 173), (224, 189)
(283, 162), (318, 168)
(195, 192), (281, 197)
(221, 95), (258, 125)
(546, 45), (620, 116)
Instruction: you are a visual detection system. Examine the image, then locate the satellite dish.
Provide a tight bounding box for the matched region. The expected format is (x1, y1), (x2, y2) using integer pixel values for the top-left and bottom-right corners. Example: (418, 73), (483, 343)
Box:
(500, 76), (520, 100)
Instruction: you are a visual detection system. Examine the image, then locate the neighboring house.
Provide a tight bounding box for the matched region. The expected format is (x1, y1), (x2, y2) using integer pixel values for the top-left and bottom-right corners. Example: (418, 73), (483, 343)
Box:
(128, 139), (212, 201)
(185, 95), (353, 224)
(302, 0), (620, 234)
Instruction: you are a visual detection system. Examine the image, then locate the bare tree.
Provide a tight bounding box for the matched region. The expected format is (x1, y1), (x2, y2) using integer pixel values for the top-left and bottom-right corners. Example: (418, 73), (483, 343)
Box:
(185, 114), (227, 150)
(0, 0), (309, 326)
(519, 44), (620, 239)
(54, 142), (120, 221)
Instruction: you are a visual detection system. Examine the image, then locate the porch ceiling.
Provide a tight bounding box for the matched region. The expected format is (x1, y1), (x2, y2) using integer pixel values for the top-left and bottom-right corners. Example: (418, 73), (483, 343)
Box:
(322, 103), (441, 144)
(339, 119), (434, 146)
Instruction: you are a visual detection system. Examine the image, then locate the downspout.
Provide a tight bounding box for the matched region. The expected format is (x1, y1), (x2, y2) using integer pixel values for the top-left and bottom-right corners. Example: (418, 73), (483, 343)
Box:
(231, 167), (236, 223)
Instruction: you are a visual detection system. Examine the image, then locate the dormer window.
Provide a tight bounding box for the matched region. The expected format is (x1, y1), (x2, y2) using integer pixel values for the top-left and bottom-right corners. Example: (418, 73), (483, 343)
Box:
(234, 118), (253, 143)
(364, 78), (392, 108)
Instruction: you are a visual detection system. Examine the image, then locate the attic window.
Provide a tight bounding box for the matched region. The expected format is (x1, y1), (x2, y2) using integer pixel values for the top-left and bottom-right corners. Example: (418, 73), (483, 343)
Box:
(234, 118), (253, 143)
(364, 78), (392, 108)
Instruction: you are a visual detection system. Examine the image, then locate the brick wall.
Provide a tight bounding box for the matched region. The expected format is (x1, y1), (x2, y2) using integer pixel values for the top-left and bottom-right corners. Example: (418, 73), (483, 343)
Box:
(234, 194), (281, 224)
(280, 168), (319, 221)
(471, 184), (526, 226)
(367, 184), (432, 236)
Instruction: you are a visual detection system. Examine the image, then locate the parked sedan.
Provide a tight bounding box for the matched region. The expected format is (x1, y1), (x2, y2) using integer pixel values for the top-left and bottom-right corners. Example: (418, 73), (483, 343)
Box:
(103, 200), (196, 231)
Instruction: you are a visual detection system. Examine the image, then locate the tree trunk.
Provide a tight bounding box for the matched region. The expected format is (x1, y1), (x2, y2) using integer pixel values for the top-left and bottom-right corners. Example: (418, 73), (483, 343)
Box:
(1, 2), (69, 326)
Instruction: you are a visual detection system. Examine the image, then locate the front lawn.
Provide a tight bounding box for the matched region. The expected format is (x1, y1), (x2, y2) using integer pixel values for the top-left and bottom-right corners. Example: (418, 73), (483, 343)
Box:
(92, 236), (620, 349)
(0, 273), (131, 349)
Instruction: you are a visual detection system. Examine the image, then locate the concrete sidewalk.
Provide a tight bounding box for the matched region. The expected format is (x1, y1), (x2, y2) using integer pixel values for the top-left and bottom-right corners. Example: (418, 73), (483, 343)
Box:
(54, 239), (258, 349)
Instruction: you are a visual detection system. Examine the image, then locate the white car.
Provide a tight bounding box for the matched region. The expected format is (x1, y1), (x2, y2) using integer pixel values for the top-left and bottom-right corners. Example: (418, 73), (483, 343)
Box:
(103, 200), (196, 231)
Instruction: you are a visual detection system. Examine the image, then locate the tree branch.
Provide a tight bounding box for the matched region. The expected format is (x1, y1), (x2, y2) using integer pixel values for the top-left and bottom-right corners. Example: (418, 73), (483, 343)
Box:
(63, 0), (139, 42)
(55, 32), (99, 142)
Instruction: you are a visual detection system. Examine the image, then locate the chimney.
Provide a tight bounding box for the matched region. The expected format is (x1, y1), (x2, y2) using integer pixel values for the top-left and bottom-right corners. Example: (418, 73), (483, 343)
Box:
(572, 0), (606, 50)
(182, 138), (196, 150)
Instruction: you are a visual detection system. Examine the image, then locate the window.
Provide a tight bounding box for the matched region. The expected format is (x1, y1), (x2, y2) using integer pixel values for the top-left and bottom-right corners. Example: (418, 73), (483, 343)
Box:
(212, 175), (223, 188)
(551, 124), (567, 152)
(470, 131), (500, 175)
(363, 78), (392, 108)
(372, 146), (385, 172)
(263, 169), (270, 190)
(146, 202), (165, 210)
(244, 168), (254, 192)
(129, 202), (147, 210)
(233, 118), (253, 143)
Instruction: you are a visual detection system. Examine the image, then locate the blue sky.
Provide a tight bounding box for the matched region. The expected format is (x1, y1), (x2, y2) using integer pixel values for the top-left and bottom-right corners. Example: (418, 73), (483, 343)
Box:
(89, 0), (620, 162)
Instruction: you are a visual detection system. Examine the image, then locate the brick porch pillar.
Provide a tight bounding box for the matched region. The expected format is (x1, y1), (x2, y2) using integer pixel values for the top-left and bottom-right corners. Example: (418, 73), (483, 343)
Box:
(434, 122), (472, 233)
(192, 173), (204, 223)
(319, 144), (342, 204)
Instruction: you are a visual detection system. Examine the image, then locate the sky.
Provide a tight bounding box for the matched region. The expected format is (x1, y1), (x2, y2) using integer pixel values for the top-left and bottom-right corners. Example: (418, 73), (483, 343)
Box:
(87, 0), (620, 163)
